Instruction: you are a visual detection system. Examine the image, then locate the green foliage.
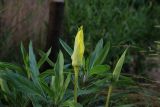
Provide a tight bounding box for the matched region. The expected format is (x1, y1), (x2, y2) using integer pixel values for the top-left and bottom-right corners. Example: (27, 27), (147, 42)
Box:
(106, 48), (128, 107)
(0, 33), (159, 106)
(60, 35), (160, 106)
(0, 0), (159, 106)
(60, 37), (130, 106)
(64, 0), (160, 75)
(113, 48), (128, 82)
(64, 0), (160, 48)
(0, 42), (71, 107)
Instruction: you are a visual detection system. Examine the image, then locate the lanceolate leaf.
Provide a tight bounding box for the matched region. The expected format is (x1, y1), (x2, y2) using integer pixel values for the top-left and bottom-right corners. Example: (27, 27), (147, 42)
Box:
(29, 42), (45, 97)
(39, 69), (54, 79)
(0, 78), (10, 95)
(90, 65), (110, 76)
(59, 39), (73, 56)
(54, 51), (64, 90)
(38, 50), (54, 67)
(64, 73), (71, 93)
(0, 71), (43, 97)
(89, 39), (103, 69)
(38, 48), (51, 68)
(40, 79), (54, 99)
(62, 100), (83, 107)
(112, 48), (128, 81)
(29, 42), (39, 78)
(0, 62), (23, 73)
(50, 51), (66, 104)
(95, 41), (110, 65)
(21, 43), (30, 77)
(60, 73), (71, 101)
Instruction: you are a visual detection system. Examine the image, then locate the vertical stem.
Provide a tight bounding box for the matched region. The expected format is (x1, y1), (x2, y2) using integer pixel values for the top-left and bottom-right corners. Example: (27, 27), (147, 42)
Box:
(105, 85), (113, 107)
(74, 67), (79, 104)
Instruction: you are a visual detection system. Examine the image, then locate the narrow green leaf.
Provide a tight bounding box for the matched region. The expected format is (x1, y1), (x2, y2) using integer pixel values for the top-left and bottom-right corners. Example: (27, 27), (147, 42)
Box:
(29, 42), (39, 77)
(59, 39), (73, 56)
(62, 100), (83, 107)
(38, 48), (51, 68)
(89, 39), (103, 69)
(39, 50), (54, 67)
(0, 78), (10, 95)
(21, 43), (30, 77)
(62, 100), (75, 107)
(54, 51), (64, 89)
(0, 71), (43, 97)
(0, 79), (8, 92)
(112, 48), (128, 81)
(40, 79), (54, 98)
(95, 41), (110, 65)
(0, 62), (23, 73)
(50, 76), (55, 91)
(64, 73), (71, 92)
(90, 65), (110, 76)
(29, 42), (45, 97)
(39, 69), (54, 79)
(60, 73), (71, 101)
(21, 43), (27, 64)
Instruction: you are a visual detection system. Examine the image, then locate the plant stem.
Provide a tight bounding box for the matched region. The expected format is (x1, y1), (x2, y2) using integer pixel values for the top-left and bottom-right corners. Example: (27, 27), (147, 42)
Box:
(105, 85), (113, 107)
(74, 66), (79, 104)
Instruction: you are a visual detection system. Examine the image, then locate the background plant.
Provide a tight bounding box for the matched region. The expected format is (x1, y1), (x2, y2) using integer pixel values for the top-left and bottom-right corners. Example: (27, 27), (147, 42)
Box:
(64, 0), (160, 74)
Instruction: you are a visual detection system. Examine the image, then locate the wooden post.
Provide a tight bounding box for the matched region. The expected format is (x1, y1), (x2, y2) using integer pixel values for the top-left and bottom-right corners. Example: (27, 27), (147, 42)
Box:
(46, 0), (64, 62)
(0, 0), (4, 35)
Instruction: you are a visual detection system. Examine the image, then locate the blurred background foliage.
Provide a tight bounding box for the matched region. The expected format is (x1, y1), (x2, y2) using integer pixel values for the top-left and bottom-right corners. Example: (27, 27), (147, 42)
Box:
(0, 0), (159, 78)
(63, 0), (160, 75)
(64, 0), (160, 48)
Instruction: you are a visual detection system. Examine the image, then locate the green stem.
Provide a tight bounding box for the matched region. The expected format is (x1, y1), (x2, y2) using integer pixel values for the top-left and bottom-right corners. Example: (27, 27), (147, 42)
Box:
(74, 67), (79, 104)
(105, 85), (113, 107)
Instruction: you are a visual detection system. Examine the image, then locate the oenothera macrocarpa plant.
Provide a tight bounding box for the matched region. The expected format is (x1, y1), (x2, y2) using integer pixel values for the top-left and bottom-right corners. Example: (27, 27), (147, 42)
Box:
(0, 26), (129, 107)
(60, 26), (128, 106)
(71, 26), (84, 104)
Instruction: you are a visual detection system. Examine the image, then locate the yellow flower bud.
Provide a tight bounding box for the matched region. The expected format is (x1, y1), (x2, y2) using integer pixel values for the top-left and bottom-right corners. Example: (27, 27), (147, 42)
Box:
(71, 26), (85, 67)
